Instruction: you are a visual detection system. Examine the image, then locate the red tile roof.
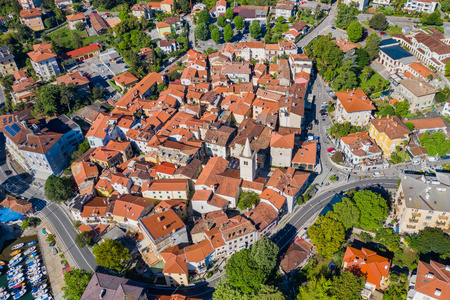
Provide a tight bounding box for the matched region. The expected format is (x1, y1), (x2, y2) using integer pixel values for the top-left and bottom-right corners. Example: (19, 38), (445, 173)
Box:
(61, 44), (101, 60)
(0, 196), (33, 214)
(270, 132), (295, 148)
(27, 43), (56, 63)
(414, 260), (450, 299)
(336, 89), (375, 113)
(140, 209), (186, 240)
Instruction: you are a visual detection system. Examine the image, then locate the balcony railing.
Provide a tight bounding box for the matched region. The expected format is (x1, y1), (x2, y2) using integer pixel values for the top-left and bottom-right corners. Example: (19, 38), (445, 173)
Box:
(411, 213), (421, 217)
(409, 218), (419, 223)
(407, 225), (416, 229)
(439, 215), (448, 220)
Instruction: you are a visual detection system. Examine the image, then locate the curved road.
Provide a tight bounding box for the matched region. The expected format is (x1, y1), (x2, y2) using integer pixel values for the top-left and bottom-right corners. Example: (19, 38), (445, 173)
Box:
(0, 134), (97, 272)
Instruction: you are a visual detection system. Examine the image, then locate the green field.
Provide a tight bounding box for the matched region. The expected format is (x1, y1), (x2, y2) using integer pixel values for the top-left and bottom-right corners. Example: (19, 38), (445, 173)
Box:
(387, 25), (403, 36)
(49, 27), (100, 53)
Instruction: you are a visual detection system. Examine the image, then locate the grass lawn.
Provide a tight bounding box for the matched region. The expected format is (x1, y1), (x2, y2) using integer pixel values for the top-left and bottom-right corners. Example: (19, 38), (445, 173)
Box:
(49, 27), (101, 52)
(96, 4), (126, 12)
(398, 150), (410, 162)
(393, 248), (418, 269)
(358, 70), (387, 90)
(387, 25), (402, 36)
(307, 256), (332, 278)
(443, 163), (450, 170)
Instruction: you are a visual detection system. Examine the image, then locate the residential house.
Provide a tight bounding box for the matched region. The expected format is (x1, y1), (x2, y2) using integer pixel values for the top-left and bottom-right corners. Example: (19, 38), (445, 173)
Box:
(27, 43), (61, 80)
(89, 13), (109, 35)
(404, 0), (438, 13)
(221, 62), (252, 83)
(112, 72), (139, 91)
(398, 78), (437, 112)
(274, 2), (294, 18)
(0, 196), (34, 215)
(191, 190), (229, 215)
(154, 200), (187, 220)
(373, 0), (391, 4)
(111, 173), (132, 195)
(20, 8), (44, 31)
(266, 167), (310, 212)
(11, 73), (36, 104)
(80, 273), (147, 300)
(335, 90), (375, 126)
(244, 202), (279, 238)
(61, 44), (102, 65)
(111, 194), (154, 228)
(211, 0), (226, 17)
(162, 257), (188, 287)
(156, 22), (172, 38)
(343, 246), (391, 298)
(195, 156), (229, 191)
(54, 0), (73, 9)
(90, 147), (123, 168)
(157, 39), (178, 54)
(270, 132), (295, 168)
(106, 139), (133, 162)
(66, 13), (87, 30)
(279, 96), (304, 129)
(407, 62), (435, 80)
(160, 0), (173, 13)
(340, 132), (382, 165)
(155, 162), (177, 179)
(77, 196), (112, 224)
(289, 54), (313, 76)
(291, 141), (317, 171)
(407, 117), (447, 135)
(139, 209), (189, 252)
(142, 179), (189, 200)
(393, 172), (450, 234)
(333, 37), (359, 53)
(216, 216), (257, 256)
(283, 21), (308, 42)
(369, 116), (411, 158)
(409, 260), (450, 300)
(204, 126), (236, 158)
(95, 177), (114, 197)
(56, 71), (90, 97)
(85, 113), (131, 147)
(131, 3), (151, 20)
(0, 46), (18, 76)
(235, 5), (268, 21)
(71, 156), (99, 196)
(279, 237), (314, 275)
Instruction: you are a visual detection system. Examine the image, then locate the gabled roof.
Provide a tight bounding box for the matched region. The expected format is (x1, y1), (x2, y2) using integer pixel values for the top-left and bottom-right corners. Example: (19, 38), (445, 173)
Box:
(414, 260), (450, 299)
(343, 246), (391, 289)
(20, 8), (42, 18)
(370, 115), (411, 140)
(336, 89), (375, 113)
(56, 71), (89, 86)
(195, 156), (229, 187)
(140, 209), (186, 240)
(270, 132), (295, 149)
(0, 196), (33, 214)
(113, 71), (139, 86)
(66, 12), (86, 22)
(112, 195), (154, 221)
(61, 44), (101, 60)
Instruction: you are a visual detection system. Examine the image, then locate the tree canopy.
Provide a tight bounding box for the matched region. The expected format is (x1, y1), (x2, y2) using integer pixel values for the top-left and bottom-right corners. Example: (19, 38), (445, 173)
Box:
(421, 11), (443, 26)
(409, 228), (450, 255)
(92, 239), (130, 272)
(364, 33), (381, 61)
(333, 198), (360, 229)
(375, 228), (401, 252)
(304, 35), (343, 82)
(335, 5), (357, 29)
(251, 237), (279, 274)
(195, 23), (209, 40)
(346, 21), (363, 42)
(234, 16), (245, 31)
(211, 27), (221, 44)
(297, 275), (336, 300)
(218, 15), (227, 27)
(75, 232), (93, 248)
(328, 122), (361, 139)
(330, 271), (365, 300)
(224, 24), (234, 42)
(44, 175), (72, 203)
(225, 7), (234, 19)
(369, 13), (388, 30)
(419, 131), (450, 157)
(250, 20), (262, 39)
(309, 212), (346, 258)
(393, 100), (410, 119)
(62, 269), (93, 300)
(353, 190), (388, 231)
(238, 191), (259, 210)
(226, 249), (267, 294)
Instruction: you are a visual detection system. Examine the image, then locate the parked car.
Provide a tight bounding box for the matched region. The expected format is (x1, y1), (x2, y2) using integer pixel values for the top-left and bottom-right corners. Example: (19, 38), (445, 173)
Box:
(327, 147), (335, 153)
(331, 26), (336, 30)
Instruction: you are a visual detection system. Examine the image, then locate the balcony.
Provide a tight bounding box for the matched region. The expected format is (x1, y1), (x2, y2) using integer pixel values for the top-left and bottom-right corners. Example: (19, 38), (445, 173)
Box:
(407, 225), (416, 230)
(439, 215), (448, 220)
(436, 220), (446, 226)
(409, 218), (419, 224)
(411, 212), (421, 218)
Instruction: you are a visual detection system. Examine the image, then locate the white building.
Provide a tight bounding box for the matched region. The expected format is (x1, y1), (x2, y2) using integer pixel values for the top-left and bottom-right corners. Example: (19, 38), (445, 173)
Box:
(335, 90), (375, 126)
(239, 138), (256, 182)
(270, 132), (294, 168)
(441, 99), (450, 117)
(340, 132), (382, 165)
(142, 179), (189, 200)
(27, 43), (61, 81)
(403, 0), (438, 13)
(408, 260), (450, 300)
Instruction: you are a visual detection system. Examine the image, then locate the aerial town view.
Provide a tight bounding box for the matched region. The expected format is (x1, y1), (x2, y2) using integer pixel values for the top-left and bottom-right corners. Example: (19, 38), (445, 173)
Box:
(0, 0), (450, 298)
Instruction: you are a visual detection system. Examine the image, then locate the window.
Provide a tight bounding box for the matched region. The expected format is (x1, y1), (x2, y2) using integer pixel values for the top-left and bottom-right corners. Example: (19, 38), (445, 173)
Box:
(426, 216), (432, 220)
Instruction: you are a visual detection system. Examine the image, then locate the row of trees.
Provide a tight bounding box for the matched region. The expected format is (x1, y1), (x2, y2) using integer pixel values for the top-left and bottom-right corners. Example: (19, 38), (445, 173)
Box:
(309, 190), (389, 258)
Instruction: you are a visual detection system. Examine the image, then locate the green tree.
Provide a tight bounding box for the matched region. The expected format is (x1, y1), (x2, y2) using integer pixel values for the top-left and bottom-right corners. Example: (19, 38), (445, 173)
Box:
(21, 219), (29, 230)
(333, 198), (360, 229)
(251, 237), (279, 274)
(405, 121), (415, 131)
(218, 15), (227, 27)
(226, 249), (266, 294)
(44, 17), (57, 28)
(213, 277), (250, 300)
(238, 191), (259, 210)
(335, 5), (357, 29)
(257, 285), (284, 299)
(356, 48), (370, 70)
(362, 66), (373, 82)
(377, 105), (395, 117)
(72, 3), (80, 12)
(44, 175), (72, 203)
(393, 100), (410, 118)
(195, 23), (209, 40)
(374, 228), (401, 252)
(419, 131), (450, 157)
(420, 11), (443, 26)
(211, 27), (221, 44)
(297, 275), (336, 300)
(328, 122), (360, 139)
(224, 24), (233, 42)
(332, 60), (358, 91)
(353, 190), (388, 231)
(75, 21), (86, 32)
(75, 232), (93, 248)
(304, 35), (343, 81)
(364, 33), (381, 60)
(330, 271), (365, 300)
(250, 20), (262, 39)
(92, 239), (130, 272)
(197, 9), (210, 24)
(118, 9), (130, 21)
(346, 21), (363, 42)
(234, 16), (244, 31)
(35, 85), (63, 116)
(62, 269), (93, 300)
(179, 0), (190, 13)
(225, 7), (234, 20)
(71, 139), (90, 160)
(368, 13), (388, 30)
(309, 212), (346, 258)
(442, 0), (450, 11)
(412, 228), (450, 255)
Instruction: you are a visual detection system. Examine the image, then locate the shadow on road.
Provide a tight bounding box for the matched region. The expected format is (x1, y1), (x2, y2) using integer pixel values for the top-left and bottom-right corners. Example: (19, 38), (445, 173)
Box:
(271, 223), (298, 251)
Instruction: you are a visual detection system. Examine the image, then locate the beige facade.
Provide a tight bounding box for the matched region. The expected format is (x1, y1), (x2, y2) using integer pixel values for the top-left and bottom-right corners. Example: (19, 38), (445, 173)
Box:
(399, 78), (437, 112)
(0, 46), (18, 76)
(393, 172), (450, 234)
(20, 9), (44, 31)
(163, 271), (188, 286)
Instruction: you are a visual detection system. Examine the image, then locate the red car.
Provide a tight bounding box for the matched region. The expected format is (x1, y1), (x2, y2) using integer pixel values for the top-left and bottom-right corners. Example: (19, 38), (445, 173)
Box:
(85, 73), (91, 78)
(327, 147), (335, 153)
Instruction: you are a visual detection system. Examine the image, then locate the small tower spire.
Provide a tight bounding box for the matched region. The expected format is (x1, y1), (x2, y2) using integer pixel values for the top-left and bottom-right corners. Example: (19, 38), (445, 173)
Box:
(242, 137), (252, 157)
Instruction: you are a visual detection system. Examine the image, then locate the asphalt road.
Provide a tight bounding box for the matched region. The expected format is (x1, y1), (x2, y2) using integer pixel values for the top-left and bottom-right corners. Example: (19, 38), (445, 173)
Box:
(0, 134), (97, 272)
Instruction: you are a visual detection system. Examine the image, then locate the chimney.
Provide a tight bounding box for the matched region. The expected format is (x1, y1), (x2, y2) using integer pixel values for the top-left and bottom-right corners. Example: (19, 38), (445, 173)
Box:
(157, 216), (162, 222)
(163, 225), (168, 229)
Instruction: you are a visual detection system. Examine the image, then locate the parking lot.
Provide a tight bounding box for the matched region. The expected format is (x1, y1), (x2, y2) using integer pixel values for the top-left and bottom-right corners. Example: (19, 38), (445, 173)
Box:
(99, 49), (130, 75)
(67, 55), (123, 102)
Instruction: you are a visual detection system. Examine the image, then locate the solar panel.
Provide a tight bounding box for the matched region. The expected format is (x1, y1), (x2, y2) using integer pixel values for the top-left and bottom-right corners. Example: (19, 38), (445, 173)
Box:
(11, 123), (21, 133)
(4, 126), (17, 137)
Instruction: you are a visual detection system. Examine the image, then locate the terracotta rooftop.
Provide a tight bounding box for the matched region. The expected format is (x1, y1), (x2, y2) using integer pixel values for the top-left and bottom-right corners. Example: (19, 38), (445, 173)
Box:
(370, 116), (411, 140)
(414, 260), (450, 299)
(270, 132), (295, 148)
(0, 196), (33, 214)
(140, 209), (186, 240)
(336, 89), (375, 113)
